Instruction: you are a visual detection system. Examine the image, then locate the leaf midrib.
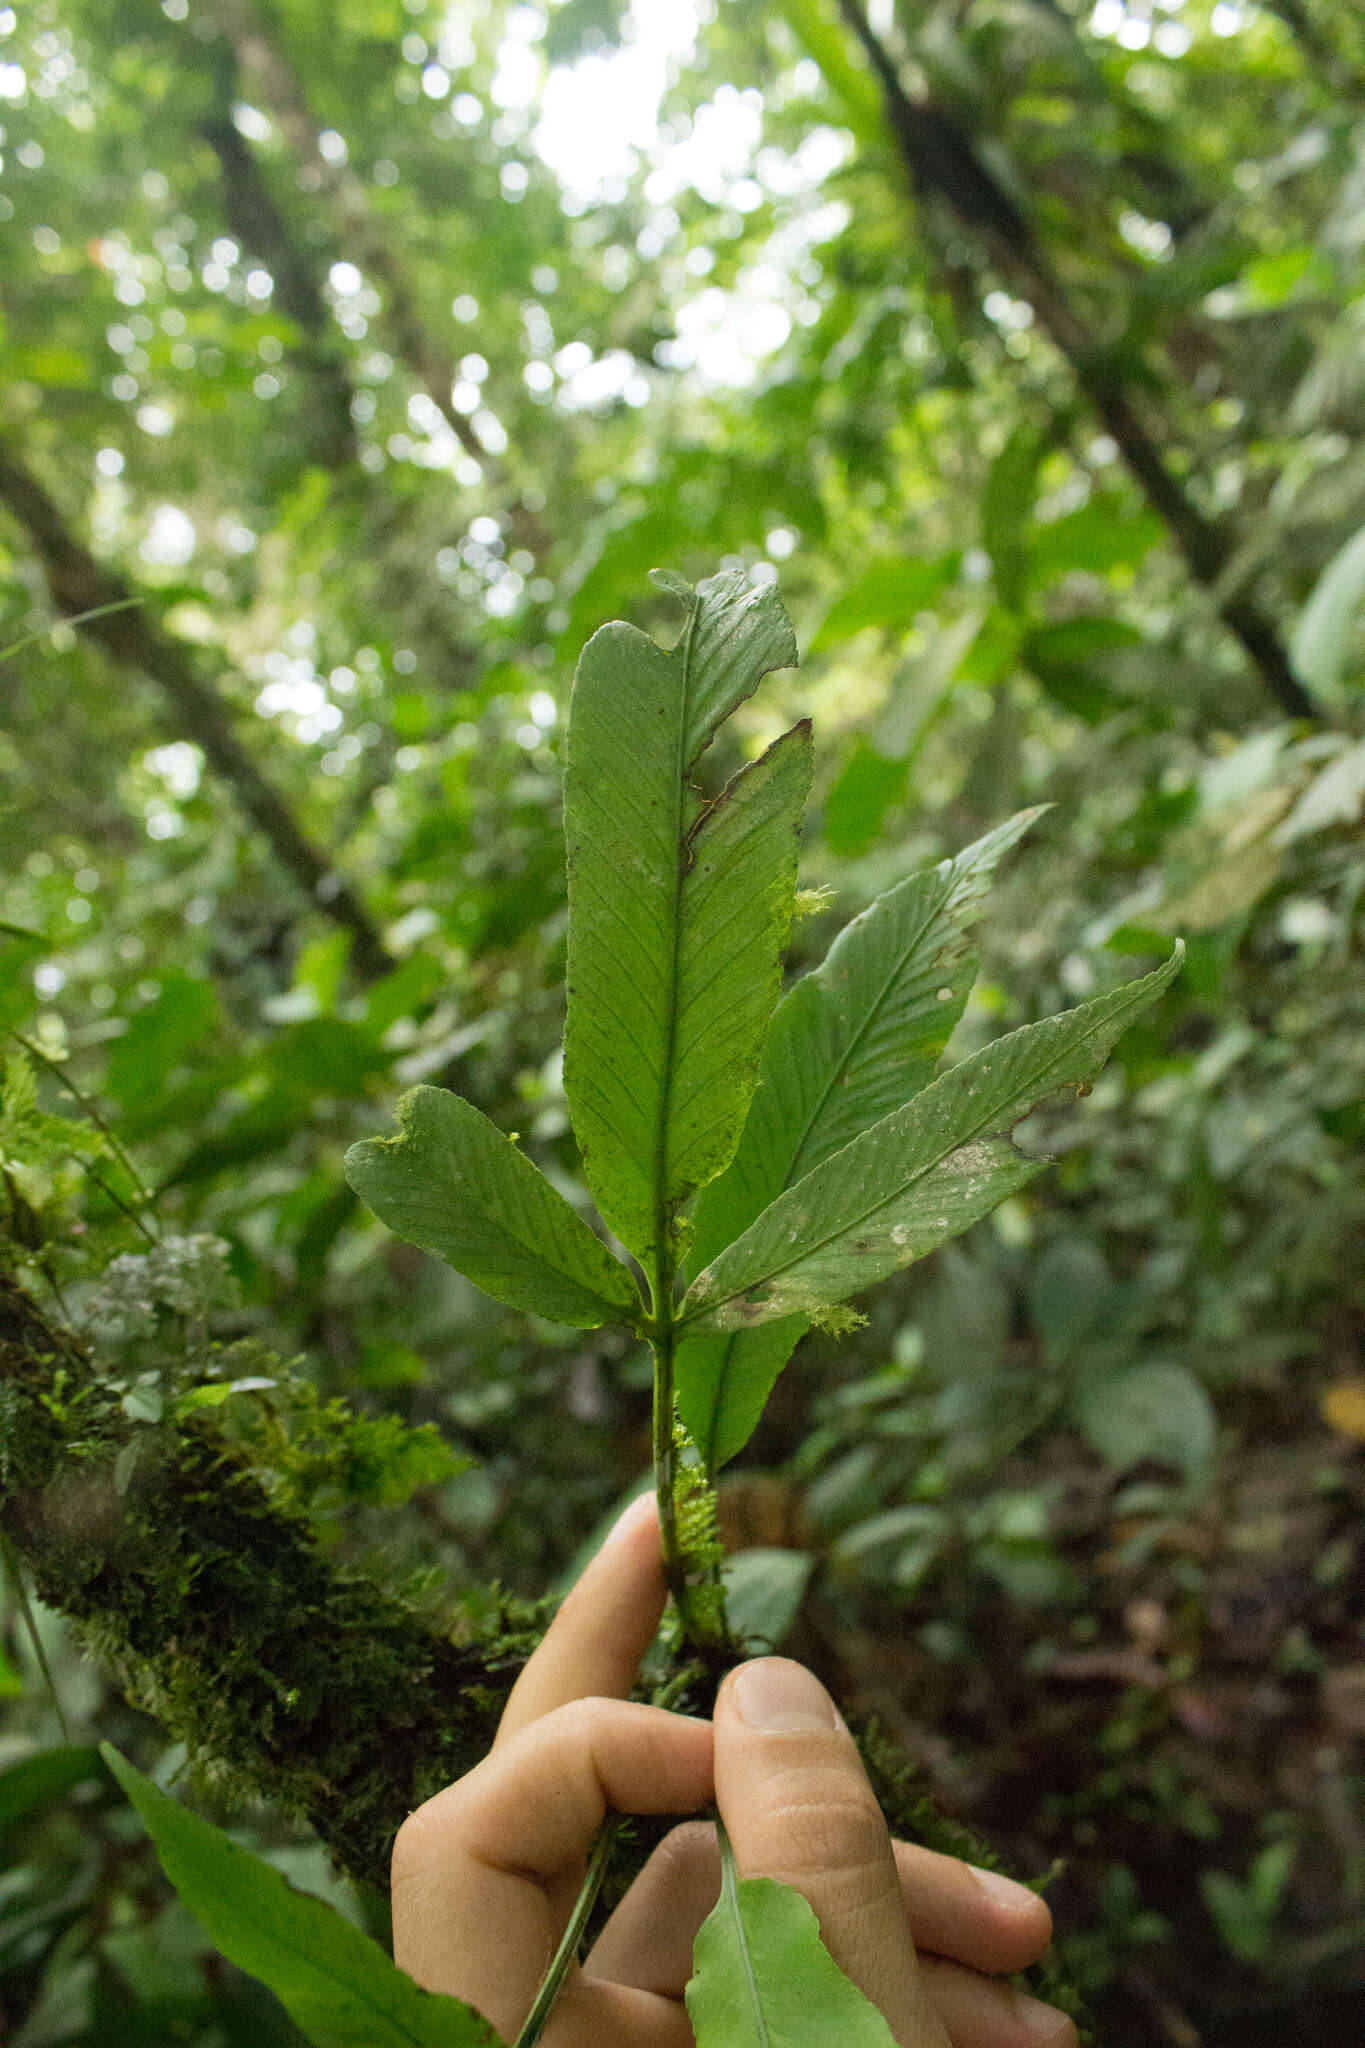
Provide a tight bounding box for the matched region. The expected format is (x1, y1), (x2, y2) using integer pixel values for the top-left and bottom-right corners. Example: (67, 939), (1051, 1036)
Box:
(684, 1000), (1127, 1324)
(784, 876), (957, 1188)
(650, 593), (700, 1283)
(722, 1840), (772, 2048)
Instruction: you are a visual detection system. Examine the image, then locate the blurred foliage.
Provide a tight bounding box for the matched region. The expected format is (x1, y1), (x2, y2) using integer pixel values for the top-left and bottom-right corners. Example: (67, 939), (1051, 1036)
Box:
(1, 0), (1363, 2041)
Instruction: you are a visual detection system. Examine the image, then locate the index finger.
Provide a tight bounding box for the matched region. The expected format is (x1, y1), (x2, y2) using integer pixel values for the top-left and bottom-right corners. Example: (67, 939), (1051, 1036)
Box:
(496, 1489), (665, 1745)
(392, 1696), (712, 2039)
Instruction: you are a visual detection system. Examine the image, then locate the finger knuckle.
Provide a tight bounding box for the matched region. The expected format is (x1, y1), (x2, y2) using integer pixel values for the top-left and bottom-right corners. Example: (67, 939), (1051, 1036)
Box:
(655, 1819), (719, 1879)
(550, 1694), (617, 1747)
(752, 1779), (891, 1885)
(391, 1802), (441, 1891)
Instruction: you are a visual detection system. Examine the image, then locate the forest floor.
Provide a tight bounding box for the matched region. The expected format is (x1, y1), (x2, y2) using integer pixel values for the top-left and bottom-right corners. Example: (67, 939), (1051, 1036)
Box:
(716, 1400), (1365, 2048)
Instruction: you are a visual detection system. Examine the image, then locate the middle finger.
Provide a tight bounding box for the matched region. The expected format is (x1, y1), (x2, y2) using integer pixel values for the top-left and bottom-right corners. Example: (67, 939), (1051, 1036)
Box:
(585, 1825), (1052, 1992)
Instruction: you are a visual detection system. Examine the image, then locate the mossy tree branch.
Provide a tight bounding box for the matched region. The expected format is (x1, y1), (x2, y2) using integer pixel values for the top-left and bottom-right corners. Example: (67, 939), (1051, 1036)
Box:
(0, 1275), (536, 1889)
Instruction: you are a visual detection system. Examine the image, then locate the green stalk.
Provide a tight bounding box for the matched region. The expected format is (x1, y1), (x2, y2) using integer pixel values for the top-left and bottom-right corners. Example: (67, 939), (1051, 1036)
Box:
(0, 1534), (72, 1742)
(649, 1276), (689, 1619)
(650, 1267), (730, 1654)
(513, 1815), (622, 2048)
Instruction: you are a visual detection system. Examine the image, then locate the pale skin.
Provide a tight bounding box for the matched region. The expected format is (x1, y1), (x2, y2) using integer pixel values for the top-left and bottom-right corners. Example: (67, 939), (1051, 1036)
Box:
(391, 1493), (1078, 2047)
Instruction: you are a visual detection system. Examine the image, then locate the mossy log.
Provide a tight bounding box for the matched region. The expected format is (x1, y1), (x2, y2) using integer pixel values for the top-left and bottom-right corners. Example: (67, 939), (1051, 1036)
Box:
(0, 1275), (540, 1888)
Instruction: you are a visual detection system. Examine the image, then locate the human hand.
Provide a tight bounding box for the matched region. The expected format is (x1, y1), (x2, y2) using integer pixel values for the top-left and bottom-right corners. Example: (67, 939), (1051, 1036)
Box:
(390, 1494), (1076, 2046)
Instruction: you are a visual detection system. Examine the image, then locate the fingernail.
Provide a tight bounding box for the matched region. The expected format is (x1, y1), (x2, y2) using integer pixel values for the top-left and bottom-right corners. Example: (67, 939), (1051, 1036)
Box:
(604, 1491), (656, 1545)
(732, 1658), (838, 1734)
(971, 1865), (1043, 1913)
(1009, 1990), (1075, 2040)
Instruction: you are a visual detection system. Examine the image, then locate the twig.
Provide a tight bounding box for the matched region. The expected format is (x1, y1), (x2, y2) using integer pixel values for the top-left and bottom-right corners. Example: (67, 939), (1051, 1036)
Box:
(0, 598), (141, 665)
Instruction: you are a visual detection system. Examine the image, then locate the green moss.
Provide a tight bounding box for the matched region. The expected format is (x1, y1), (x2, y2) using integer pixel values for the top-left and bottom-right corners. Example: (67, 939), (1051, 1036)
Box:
(0, 1276), (543, 1888)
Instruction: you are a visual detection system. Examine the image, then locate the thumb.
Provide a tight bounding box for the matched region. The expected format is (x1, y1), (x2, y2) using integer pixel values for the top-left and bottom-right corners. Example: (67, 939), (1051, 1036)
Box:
(713, 1658), (950, 2048)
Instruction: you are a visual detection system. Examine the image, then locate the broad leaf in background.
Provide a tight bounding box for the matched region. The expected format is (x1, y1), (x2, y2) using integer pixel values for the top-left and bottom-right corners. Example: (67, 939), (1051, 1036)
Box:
(0, 1745), (104, 1838)
(104, 971), (219, 1108)
(981, 423), (1044, 613)
(101, 1747), (502, 2048)
(1073, 1360), (1216, 1478)
(722, 1547), (813, 1650)
(686, 1823), (898, 2047)
(345, 1086), (639, 1328)
(1289, 523), (1365, 698)
(562, 568), (809, 1271)
(806, 553), (957, 652)
(675, 812), (1041, 1469)
(683, 951), (1182, 1335)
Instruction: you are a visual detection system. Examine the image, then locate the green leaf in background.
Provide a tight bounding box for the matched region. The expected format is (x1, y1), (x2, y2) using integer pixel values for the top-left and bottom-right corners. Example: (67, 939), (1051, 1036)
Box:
(1022, 618), (1142, 725)
(1073, 1360), (1215, 1477)
(1028, 496), (1164, 586)
(822, 739), (911, 858)
(807, 554), (957, 651)
(1199, 1842), (1295, 1965)
(675, 812), (1041, 1468)
(105, 971), (219, 1107)
(823, 609), (987, 858)
(682, 950), (1182, 1335)
(722, 1547), (813, 1650)
(686, 1822), (898, 2047)
(562, 568), (808, 1270)
(981, 424), (1044, 612)
(766, 0), (885, 148)
(1027, 1236), (1115, 1365)
(1290, 523), (1365, 698)
(100, 1746), (502, 2048)
(345, 1086), (640, 1328)
(920, 1246), (1010, 1378)
(0, 1746), (104, 1836)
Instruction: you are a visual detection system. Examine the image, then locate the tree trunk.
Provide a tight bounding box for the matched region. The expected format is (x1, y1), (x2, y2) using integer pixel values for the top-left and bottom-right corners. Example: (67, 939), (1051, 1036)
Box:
(0, 436), (394, 982)
(832, 0), (1323, 724)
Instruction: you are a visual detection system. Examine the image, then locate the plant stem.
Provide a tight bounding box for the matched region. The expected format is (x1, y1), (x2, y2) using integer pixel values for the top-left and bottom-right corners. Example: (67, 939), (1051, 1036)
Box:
(514, 1814), (622, 2048)
(0, 1534), (72, 1742)
(649, 1299), (689, 1617)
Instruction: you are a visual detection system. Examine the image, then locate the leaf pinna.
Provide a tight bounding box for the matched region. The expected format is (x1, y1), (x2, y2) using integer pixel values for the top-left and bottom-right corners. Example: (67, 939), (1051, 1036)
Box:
(562, 566), (812, 1281)
(344, 1087), (640, 1329)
